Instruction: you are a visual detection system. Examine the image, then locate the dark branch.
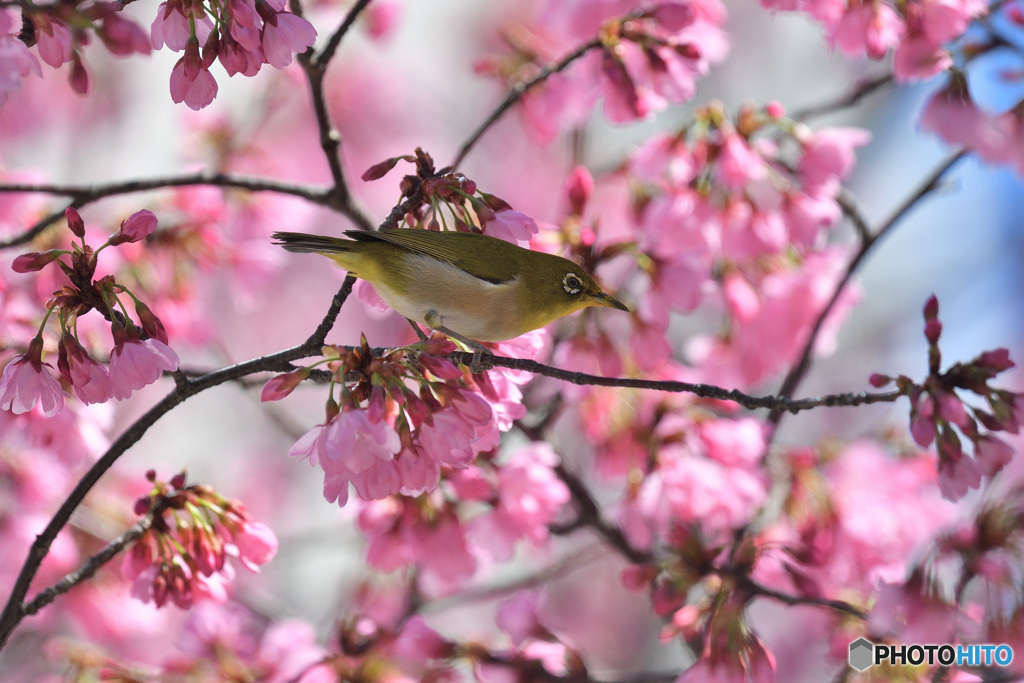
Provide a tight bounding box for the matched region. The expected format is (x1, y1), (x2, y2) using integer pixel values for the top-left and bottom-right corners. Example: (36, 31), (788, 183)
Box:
(767, 149), (967, 426)
(0, 172), (375, 249)
(449, 351), (901, 413)
(21, 516), (154, 617)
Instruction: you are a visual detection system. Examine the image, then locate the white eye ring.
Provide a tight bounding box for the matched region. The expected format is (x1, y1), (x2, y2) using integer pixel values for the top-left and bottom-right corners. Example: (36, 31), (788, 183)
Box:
(562, 273), (583, 295)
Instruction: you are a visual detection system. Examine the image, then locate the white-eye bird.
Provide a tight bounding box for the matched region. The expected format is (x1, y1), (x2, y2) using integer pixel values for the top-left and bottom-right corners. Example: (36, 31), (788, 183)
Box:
(272, 228), (629, 351)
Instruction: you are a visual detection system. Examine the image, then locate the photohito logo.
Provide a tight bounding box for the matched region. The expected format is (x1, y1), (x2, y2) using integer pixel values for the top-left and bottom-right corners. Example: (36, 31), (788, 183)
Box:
(849, 638), (1014, 671)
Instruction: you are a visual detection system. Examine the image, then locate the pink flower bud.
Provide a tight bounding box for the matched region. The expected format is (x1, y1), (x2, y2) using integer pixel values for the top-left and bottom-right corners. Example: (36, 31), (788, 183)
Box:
(565, 165), (593, 216)
(925, 319), (942, 345)
(65, 207), (85, 237)
(923, 294), (939, 321)
(111, 209), (158, 245)
(421, 337), (457, 355)
(170, 472), (187, 489)
(868, 373), (892, 388)
(133, 496), (151, 515)
(135, 300), (169, 345)
(69, 53), (89, 94)
(419, 353), (462, 380)
(261, 368), (308, 402)
(361, 155), (411, 181)
(765, 100), (785, 118)
(976, 348), (1014, 373)
(11, 250), (63, 273)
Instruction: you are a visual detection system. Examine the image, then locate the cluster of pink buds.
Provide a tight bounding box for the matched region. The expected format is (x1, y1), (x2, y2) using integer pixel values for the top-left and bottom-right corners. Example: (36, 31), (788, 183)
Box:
(123, 470), (278, 609)
(362, 148), (540, 243)
(152, 0), (316, 110)
(0, 207), (179, 416)
(264, 334), (502, 507)
(21, 1), (152, 95)
(872, 295), (1022, 500)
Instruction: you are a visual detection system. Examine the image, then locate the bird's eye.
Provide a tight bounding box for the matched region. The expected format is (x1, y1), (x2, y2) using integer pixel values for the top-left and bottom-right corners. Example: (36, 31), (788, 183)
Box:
(562, 273), (583, 295)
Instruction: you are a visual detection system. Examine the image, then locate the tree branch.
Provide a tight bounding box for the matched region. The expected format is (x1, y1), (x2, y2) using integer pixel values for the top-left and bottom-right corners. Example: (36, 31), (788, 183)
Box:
(767, 149), (968, 428)
(0, 278), (353, 651)
(450, 351), (901, 413)
(0, 172), (373, 249)
(450, 36), (604, 169)
(20, 515), (154, 618)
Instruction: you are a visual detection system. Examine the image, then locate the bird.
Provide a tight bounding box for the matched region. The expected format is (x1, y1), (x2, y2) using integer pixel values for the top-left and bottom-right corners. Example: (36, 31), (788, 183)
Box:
(272, 228), (628, 367)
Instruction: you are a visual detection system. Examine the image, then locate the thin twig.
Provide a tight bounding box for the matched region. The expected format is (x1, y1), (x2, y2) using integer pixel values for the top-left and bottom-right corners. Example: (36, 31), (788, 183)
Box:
(449, 351), (901, 413)
(451, 37), (603, 169)
(0, 172), (359, 249)
(313, 0), (373, 68)
(790, 73), (893, 122)
(21, 516), (154, 617)
(767, 149), (968, 428)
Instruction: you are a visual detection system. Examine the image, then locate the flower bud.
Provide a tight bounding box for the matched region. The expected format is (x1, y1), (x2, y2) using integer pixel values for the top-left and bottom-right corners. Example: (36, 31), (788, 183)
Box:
(361, 155), (412, 181)
(923, 294), (939, 321)
(565, 165), (593, 216)
(12, 250), (64, 273)
(261, 367), (309, 402)
(135, 300), (169, 344)
(868, 373), (892, 388)
(111, 209), (158, 245)
(65, 207), (85, 237)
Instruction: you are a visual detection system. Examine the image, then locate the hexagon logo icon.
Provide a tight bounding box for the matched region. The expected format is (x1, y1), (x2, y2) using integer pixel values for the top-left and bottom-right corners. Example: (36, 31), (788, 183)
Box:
(849, 637), (874, 671)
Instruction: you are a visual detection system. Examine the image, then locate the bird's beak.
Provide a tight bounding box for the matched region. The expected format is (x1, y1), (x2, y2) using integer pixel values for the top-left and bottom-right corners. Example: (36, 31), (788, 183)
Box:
(591, 291), (630, 312)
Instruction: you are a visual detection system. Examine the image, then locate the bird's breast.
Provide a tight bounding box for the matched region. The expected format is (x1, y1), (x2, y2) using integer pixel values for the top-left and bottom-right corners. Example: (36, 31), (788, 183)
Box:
(372, 253), (528, 341)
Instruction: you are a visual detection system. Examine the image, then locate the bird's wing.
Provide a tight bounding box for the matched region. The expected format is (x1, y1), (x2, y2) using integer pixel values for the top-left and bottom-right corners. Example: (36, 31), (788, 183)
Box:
(347, 229), (523, 284)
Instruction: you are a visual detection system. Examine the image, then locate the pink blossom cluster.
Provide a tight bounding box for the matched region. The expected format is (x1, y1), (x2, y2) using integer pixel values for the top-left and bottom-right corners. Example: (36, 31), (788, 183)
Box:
(872, 295), (1022, 501)
(921, 71), (1024, 176)
(0, 1), (150, 100)
(358, 443), (569, 593)
(759, 0), (987, 81)
(122, 471), (278, 609)
(152, 0), (316, 110)
(549, 104), (868, 386)
(14, 1), (149, 96)
(0, 208), (180, 417)
(614, 409), (771, 549)
(0, 0), (314, 110)
(476, 0), (729, 142)
(266, 332), (543, 511)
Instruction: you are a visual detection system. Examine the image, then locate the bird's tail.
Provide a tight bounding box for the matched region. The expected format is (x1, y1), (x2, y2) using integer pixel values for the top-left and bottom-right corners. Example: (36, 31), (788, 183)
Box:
(272, 231), (355, 254)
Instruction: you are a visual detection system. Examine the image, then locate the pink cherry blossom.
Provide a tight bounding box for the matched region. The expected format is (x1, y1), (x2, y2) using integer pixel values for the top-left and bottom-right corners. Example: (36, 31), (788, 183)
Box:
(261, 13), (317, 69)
(169, 57), (219, 111)
(317, 409), (402, 506)
(973, 435), (1013, 479)
(0, 339), (65, 416)
(0, 10), (41, 105)
(59, 335), (113, 406)
(797, 127), (872, 193)
(108, 327), (180, 400)
(33, 17), (74, 69)
(485, 209), (540, 244)
(469, 444), (570, 561)
(232, 521), (279, 572)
